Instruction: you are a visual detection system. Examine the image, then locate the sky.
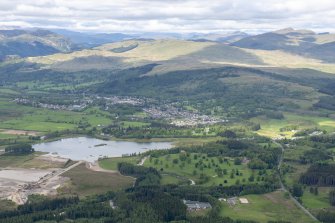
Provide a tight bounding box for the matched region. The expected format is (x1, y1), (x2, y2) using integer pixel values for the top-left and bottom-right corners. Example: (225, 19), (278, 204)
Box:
(0, 0), (335, 33)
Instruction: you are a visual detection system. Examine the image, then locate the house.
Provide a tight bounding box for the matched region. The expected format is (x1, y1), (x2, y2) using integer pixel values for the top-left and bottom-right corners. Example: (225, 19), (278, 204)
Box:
(183, 199), (212, 211)
(227, 197), (238, 206)
(239, 198), (249, 204)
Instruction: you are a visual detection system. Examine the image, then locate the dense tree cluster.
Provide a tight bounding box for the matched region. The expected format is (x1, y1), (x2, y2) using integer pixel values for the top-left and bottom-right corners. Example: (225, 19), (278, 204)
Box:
(299, 164), (335, 186)
(5, 143), (34, 155)
(299, 149), (332, 164)
(329, 190), (335, 206)
(316, 210), (335, 223)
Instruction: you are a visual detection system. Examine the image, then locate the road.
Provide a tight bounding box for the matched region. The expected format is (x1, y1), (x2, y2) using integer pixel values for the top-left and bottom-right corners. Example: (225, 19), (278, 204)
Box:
(39, 160), (83, 183)
(138, 156), (149, 166)
(274, 141), (319, 222)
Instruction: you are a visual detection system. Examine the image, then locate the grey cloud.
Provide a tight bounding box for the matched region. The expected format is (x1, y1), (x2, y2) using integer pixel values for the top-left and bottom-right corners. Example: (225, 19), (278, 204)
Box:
(0, 0), (334, 33)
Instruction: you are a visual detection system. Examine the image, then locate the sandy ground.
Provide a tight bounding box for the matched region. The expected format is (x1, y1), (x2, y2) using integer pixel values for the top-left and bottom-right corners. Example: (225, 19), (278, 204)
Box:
(0, 168), (57, 203)
(0, 155), (75, 205)
(0, 169), (51, 182)
(0, 129), (40, 136)
(37, 154), (69, 163)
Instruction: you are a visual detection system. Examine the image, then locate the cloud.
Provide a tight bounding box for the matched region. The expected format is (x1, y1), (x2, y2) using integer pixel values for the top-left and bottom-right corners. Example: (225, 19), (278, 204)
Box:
(0, 0), (334, 33)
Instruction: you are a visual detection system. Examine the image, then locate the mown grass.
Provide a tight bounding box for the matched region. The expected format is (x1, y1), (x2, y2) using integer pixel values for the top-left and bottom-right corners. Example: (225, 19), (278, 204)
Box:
(160, 174), (186, 185)
(220, 191), (316, 223)
(144, 153), (257, 186)
(99, 156), (141, 171)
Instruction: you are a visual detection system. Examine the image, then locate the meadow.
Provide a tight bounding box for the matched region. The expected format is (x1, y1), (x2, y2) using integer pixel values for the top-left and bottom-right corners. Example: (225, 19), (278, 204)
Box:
(99, 156), (141, 171)
(61, 163), (134, 197)
(220, 191), (316, 223)
(0, 99), (112, 133)
(253, 113), (335, 139)
(302, 187), (334, 212)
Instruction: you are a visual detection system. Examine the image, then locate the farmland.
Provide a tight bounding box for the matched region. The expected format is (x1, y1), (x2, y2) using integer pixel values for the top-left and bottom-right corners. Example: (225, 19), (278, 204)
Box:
(220, 191), (316, 223)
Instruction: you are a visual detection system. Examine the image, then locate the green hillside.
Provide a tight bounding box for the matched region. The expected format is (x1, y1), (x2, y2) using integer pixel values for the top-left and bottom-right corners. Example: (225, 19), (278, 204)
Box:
(0, 29), (74, 61)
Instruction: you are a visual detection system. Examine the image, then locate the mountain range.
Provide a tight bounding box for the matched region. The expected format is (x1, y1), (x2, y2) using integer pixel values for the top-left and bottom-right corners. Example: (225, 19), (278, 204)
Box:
(1, 27), (335, 65)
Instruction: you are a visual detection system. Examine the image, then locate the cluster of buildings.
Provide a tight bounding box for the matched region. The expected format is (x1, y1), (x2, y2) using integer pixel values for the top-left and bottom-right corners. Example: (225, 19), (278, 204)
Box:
(14, 95), (227, 127)
(13, 98), (90, 111)
(99, 96), (144, 106)
(144, 105), (226, 126)
(219, 197), (249, 206)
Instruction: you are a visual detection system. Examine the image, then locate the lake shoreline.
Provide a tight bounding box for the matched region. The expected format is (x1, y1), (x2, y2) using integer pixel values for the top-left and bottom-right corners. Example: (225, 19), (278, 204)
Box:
(33, 137), (173, 162)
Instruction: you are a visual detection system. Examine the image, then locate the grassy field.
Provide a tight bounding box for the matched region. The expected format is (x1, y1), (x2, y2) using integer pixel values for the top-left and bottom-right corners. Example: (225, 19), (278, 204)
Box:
(302, 187), (333, 211)
(144, 153), (258, 186)
(99, 156), (141, 171)
(61, 163), (134, 197)
(0, 133), (20, 139)
(120, 121), (150, 128)
(0, 152), (43, 168)
(0, 88), (20, 95)
(253, 113), (335, 139)
(0, 100), (112, 132)
(283, 145), (313, 162)
(282, 161), (310, 187)
(0, 200), (16, 211)
(160, 174), (188, 185)
(0, 152), (68, 169)
(220, 191), (316, 223)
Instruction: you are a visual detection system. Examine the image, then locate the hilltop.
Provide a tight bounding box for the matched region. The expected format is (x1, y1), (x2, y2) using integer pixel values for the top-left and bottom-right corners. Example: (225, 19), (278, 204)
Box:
(232, 27), (335, 62)
(0, 29), (75, 61)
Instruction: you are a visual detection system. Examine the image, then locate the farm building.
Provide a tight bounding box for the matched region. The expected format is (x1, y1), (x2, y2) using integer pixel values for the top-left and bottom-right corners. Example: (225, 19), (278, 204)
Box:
(183, 199), (212, 211)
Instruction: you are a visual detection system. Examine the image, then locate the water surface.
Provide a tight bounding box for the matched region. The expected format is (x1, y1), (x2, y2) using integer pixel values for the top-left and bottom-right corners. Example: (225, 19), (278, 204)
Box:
(33, 137), (172, 162)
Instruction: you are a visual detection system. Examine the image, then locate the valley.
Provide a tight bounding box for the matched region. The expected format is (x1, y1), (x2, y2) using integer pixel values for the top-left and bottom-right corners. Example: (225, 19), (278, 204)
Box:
(1, 27), (335, 223)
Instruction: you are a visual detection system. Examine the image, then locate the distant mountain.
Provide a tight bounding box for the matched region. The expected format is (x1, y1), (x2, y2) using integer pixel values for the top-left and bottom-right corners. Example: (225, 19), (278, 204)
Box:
(231, 28), (315, 52)
(305, 41), (335, 63)
(0, 29), (74, 61)
(52, 29), (136, 48)
(231, 32), (291, 50)
(51, 30), (249, 46)
(231, 28), (335, 62)
(188, 31), (249, 43)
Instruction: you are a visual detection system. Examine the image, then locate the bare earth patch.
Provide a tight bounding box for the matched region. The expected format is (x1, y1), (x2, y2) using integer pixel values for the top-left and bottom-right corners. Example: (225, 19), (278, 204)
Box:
(0, 168), (69, 204)
(0, 129), (40, 136)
